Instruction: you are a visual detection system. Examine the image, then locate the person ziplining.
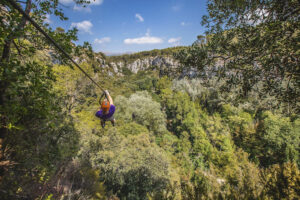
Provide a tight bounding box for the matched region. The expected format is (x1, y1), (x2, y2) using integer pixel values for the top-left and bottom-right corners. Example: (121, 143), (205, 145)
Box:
(3, 0), (117, 129)
(96, 90), (116, 128)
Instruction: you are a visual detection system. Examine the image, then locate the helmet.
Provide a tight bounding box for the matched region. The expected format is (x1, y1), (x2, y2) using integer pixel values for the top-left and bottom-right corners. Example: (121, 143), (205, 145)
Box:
(101, 99), (110, 112)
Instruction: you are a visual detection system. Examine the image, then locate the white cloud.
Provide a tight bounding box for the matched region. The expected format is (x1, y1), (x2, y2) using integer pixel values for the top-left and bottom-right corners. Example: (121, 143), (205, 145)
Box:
(71, 20), (93, 34)
(86, 0), (103, 5)
(44, 14), (52, 24)
(94, 37), (111, 44)
(135, 13), (144, 22)
(59, 0), (73, 4)
(73, 5), (92, 12)
(180, 22), (186, 26)
(124, 36), (163, 44)
(168, 37), (181, 46)
(124, 30), (163, 44)
(168, 37), (181, 44)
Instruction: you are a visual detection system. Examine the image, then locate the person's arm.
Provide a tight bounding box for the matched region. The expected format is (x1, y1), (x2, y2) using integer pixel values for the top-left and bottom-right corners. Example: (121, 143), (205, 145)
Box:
(99, 92), (105, 105)
(105, 90), (113, 105)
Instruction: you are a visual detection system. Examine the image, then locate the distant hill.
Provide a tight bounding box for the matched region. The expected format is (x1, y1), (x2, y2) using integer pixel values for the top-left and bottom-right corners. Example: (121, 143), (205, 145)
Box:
(103, 51), (135, 56)
(106, 46), (187, 63)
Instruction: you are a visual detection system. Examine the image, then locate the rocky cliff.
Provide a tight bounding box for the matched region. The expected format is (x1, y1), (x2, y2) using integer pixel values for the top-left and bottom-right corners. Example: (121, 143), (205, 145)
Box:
(98, 55), (225, 79)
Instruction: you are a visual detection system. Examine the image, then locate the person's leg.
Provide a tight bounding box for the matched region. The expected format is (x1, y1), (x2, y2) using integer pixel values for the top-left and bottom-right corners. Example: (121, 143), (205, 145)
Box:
(105, 116), (115, 127)
(111, 118), (115, 126)
(101, 120), (105, 128)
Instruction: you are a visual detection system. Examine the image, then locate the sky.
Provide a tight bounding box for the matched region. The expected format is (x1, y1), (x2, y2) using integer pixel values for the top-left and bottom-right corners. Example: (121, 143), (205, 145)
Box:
(47, 0), (208, 55)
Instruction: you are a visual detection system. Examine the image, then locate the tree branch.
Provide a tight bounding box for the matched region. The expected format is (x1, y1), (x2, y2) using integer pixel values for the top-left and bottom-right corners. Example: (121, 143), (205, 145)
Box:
(12, 40), (22, 56)
(1, 0), (31, 61)
(282, 7), (300, 21)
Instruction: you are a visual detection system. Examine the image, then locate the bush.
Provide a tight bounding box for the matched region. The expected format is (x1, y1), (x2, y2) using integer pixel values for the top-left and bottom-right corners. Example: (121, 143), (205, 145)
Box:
(114, 91), (167, 135)
(88, 130), (173, 200)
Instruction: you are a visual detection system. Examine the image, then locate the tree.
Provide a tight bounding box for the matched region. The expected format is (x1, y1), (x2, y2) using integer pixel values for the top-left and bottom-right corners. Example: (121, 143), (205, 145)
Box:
(1, 0), (75, 165)
(0, 0), (91, 198)
(160, 88), (198, 136)
(86, 130), (173, 200)
(0, 59), (80, 199)
(114, 91), (167, 135)
(261, 162), (300, 199)
(257, 111), (300, 167)
(175, 0), (300, 113)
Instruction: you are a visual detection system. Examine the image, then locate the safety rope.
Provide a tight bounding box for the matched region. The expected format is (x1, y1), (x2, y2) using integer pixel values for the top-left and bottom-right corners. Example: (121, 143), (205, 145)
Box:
(4, 0), (105, 92)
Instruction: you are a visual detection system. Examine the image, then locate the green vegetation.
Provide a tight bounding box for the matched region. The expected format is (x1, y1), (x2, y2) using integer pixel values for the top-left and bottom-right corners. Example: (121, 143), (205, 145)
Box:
(175, 0), (300, 114)
(1, 0), (299, 199)
(106, 46), (186, 64)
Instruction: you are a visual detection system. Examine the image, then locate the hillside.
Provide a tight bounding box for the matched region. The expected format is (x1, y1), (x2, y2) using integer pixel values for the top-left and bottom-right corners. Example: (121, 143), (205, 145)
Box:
(106, 47), (186, 63)
(97, 47), (183, 77)
(1, 0), (299, 200)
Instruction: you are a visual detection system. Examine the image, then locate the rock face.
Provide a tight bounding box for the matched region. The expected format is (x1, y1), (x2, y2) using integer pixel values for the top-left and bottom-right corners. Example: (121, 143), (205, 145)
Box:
(126, 56), (179, 74)
(97, 55), (223, 78)
(100, 56), (180, 77)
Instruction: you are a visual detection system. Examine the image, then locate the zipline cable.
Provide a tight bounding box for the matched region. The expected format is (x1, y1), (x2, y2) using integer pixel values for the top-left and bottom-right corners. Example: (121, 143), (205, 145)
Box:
(4, 0), (105, 92)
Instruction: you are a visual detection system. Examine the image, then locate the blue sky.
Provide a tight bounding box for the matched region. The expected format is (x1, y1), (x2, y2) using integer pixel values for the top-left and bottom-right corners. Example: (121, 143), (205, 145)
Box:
(47, 0), (207, 54)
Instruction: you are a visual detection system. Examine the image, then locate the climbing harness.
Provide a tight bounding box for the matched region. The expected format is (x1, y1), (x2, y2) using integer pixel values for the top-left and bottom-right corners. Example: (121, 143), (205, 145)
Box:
(4, 0), (104, 92)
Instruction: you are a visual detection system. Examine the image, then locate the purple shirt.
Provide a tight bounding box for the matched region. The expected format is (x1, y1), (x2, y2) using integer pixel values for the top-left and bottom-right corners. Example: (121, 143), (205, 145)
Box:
(96, 104), (115, 120)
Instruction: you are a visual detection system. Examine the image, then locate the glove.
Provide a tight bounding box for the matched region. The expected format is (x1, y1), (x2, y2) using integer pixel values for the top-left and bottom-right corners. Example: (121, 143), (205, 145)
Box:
(104, 90), (109, 96)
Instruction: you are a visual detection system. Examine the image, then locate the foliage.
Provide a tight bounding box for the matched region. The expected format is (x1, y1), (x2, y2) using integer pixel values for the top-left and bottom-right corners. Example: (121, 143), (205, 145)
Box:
(0, 58), (80, 199)
(172, 77), (227, 113)
(160, 88), (199, 136)
(85, 129), (173, 200)
(175, 0), (300, 113)
(260, 162), (300, 199)
(115, 91), (167, 135)
(1, 0), (299, 199)
(106, 46), (187, 63)
(257, 111), (300, 167)
(0, 0), (92, 199)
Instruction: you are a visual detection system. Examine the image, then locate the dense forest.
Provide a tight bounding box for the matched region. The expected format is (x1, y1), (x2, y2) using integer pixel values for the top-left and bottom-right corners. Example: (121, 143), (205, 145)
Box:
(0, 0), (299, 199)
